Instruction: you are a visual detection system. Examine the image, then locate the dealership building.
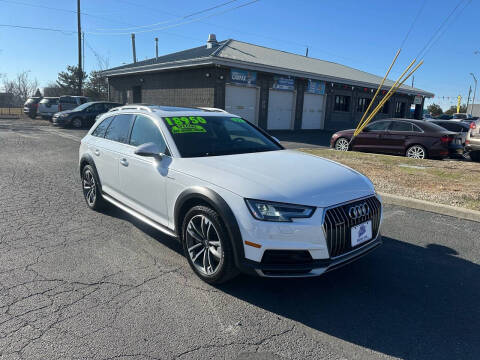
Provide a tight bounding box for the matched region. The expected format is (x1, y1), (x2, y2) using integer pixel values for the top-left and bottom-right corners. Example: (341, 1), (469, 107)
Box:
(103, 34), (434, 131)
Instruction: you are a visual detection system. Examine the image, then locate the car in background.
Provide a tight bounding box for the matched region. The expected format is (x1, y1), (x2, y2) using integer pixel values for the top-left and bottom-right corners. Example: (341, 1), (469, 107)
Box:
(52, 101), (122, 128)
(465, 119), (480, 162)
(435, 114), (453, 120)
(452, 113), (469, 121)
(37, 97), (59, 119)
(58, 96), (89, 112)
(429, 120), (469, 147)
(23, 97), (42, 118)
(331, 118), (462, 159)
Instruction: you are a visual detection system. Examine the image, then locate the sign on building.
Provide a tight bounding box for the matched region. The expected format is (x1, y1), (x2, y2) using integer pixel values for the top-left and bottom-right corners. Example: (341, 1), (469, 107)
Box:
(230, 68), (257, 86)
(272, 76), (295, 91)
(414, 95), (423, 105)
(306, 80), (326, 95)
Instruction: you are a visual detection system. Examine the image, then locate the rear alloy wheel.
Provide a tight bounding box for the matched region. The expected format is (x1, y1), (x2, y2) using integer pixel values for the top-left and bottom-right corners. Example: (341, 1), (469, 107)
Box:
(406, 145), (426, 159)
(72, 118), (83, 129)
(335, 137), (350, 151)
(182, 206), (238, 284)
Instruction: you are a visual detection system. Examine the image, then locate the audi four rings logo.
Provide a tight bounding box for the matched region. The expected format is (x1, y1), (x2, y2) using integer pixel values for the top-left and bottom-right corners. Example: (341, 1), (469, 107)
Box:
(348, 203), (370, 219)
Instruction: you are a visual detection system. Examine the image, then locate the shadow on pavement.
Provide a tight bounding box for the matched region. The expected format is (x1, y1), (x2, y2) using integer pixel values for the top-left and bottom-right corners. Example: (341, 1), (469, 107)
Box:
(218, 236), (480, 360)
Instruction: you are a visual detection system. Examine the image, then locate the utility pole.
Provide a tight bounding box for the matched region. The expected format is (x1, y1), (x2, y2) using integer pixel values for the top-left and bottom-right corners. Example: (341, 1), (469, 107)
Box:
(131, 33), (137, 63)
(155, 37), (159, 61)
(466, 85), (472, 114)
(305, 47), (309, 57)
(471, 73), (477, 116)
(77, 0), (82, 95)
(82, 32), (85, 72)
(411, 75), (414, 88)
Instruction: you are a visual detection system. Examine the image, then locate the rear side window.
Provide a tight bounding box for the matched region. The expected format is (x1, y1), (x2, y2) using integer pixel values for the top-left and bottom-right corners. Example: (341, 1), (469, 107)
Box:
(80, 97), (88, 104)
(92, 116), (114, 137)
(104, 114), (134, 143)
(389, 121), (413, 132)
(130, 115), (167, 152)
(60, 96), (76, 104)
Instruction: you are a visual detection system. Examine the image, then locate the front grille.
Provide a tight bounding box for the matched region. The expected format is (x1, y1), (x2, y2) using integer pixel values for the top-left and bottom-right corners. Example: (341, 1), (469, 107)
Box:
(323, 196), (381, 258)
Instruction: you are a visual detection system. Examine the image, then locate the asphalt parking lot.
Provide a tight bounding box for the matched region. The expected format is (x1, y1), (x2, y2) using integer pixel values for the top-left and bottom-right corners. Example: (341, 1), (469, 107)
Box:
(1, 117), (479, 360)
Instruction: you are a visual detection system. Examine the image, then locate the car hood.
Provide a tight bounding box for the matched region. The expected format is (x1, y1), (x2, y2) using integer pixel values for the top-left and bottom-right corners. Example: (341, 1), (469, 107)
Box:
(171, 149), (375, 208)
(55, 110), (75, 116)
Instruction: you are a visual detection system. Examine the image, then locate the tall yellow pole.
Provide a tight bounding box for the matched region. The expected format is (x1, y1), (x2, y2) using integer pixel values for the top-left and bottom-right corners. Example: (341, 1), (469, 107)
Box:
(355, 60), (424, 135)
(353, 58), (419, 137)
(457, 95), (461, 113)
(356, 49), (401, 131)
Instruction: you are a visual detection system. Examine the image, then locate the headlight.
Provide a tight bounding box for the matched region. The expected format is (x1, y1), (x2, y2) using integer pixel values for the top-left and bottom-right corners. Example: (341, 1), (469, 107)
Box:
(245, 199), (315, 222)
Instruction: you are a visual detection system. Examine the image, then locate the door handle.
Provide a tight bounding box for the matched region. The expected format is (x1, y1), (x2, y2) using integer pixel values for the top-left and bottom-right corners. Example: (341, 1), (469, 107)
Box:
(120, 158), (129, 167)
(94, 149), (100, 156)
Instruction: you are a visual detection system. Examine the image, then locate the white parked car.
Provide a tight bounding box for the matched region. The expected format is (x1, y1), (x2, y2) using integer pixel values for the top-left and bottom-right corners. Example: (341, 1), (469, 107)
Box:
(38, 97), (59, 119)
(79, 105), (383, 283)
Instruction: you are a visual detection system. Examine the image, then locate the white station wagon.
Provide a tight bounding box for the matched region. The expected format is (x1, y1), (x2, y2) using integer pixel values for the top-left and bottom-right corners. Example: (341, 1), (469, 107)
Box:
(79, 105), (382, 283)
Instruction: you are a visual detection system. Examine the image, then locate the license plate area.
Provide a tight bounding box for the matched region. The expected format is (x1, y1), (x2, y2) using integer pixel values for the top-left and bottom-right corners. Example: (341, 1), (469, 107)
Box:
(351, 220), (372, 247)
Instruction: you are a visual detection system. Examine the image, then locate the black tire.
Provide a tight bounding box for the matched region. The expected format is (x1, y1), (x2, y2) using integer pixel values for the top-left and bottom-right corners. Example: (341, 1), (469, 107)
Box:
(470, 151), (480, 162)
(81, 164), (106, 211)
(181, 205), (239, 284)
(72, 117), (83, 129)
(334, 137), (350, 151)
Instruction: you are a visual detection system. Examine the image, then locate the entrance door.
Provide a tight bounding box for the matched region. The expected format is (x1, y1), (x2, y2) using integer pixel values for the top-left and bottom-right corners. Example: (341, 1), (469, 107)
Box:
(225, 85), (258, 124)
(302, 93), (326, 129)
(132, 86), (142, 103)
(267, 90), (294, 130)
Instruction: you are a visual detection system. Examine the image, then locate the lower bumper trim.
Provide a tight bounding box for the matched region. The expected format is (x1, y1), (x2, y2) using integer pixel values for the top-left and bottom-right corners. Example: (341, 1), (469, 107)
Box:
(239, 233), (382, 278)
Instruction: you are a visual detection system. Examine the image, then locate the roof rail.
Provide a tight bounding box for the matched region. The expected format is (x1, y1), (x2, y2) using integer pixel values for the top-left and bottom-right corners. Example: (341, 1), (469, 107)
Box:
(197, 107), (228, 113)
(108, 105), (153, 113)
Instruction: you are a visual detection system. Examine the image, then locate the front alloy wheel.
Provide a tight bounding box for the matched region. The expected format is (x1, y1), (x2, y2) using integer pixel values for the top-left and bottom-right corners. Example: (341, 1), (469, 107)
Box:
(406, 145), (426, 159)
(182, 205), (238, 284)
(186, 215), (223, 276)
(72, 118), (83, 128)
(335, 137), (349, 151)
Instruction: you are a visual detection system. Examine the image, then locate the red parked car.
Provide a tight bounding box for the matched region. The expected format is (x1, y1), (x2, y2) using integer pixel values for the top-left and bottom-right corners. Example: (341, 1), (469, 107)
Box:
(330, 118), (463, 159)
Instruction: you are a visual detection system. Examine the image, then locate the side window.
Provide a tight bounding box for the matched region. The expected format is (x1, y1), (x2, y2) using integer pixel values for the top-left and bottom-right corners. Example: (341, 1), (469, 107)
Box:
(93, 103), (105, 111)
(104, 114), (135, 143)
(389, 121), (413, 132)
(80, 97), (88, 104)
(92, 116), (114, 138)
(129, 115), (167, 152)
(365, 121), (390, 131)
(412, 124), (423, 133)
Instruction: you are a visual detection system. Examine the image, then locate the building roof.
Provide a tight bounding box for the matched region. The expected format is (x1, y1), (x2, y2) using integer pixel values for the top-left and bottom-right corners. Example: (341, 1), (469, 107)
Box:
(103, 38), (433, 97)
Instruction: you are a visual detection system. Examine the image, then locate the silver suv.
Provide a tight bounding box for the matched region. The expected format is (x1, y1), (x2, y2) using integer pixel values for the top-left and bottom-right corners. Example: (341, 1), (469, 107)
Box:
(465, 119), (480, 162)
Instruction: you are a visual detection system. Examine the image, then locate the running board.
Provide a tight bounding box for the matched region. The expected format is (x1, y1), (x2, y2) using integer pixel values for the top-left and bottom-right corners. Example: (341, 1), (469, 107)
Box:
(102, 192), (178, 239)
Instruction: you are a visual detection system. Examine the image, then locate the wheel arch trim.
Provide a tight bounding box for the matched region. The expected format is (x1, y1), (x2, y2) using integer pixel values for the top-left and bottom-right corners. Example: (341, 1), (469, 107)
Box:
(174, 187), (245, 268)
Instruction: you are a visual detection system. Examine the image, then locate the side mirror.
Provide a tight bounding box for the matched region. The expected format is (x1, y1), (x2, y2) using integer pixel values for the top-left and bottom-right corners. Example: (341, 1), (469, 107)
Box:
(134, 142), (163, 160)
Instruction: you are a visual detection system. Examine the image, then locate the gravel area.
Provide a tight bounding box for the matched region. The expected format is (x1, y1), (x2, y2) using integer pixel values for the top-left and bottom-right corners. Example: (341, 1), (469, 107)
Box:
(301, 148), (480, 211)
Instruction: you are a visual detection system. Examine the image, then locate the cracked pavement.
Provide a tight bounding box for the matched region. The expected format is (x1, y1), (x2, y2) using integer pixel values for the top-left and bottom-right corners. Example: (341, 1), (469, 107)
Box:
(0, 117), (479, 360)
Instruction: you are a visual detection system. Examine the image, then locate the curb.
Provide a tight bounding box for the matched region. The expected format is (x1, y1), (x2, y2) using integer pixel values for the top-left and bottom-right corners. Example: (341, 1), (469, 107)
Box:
(378, 192), (480, 223)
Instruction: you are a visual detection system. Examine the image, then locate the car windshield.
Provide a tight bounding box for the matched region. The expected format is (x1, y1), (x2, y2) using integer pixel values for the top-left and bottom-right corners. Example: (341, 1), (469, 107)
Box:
(72, 102), (94, 111)
(163, 115), (282, 157)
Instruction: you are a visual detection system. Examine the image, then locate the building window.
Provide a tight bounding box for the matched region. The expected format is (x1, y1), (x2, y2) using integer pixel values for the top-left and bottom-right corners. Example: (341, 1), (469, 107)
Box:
(382, 100), (390, 114)
(395, 102), (406, 117)
(356, 98), (371, 112)
(334, 95), (350, 112)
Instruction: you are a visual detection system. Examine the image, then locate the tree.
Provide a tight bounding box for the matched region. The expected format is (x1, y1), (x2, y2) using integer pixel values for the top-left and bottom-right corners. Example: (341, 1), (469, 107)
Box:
(43, 83), (63, 97)
(445, 104), (467, 115)
(84, 70), (108, 100)
(1, 71), (39, 104)
(427, 103), (443, 117)
(56, 65), (87, 95)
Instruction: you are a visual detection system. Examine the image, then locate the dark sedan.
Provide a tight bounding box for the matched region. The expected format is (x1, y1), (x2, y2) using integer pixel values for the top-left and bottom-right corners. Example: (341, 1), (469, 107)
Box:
(52, 101), (121, 128)
(330, 118), (462, 159)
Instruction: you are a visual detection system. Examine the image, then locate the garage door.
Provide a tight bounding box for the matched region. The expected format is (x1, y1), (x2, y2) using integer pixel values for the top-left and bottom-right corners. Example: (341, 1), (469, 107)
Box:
(267, 90), (294, 130)
(225, 85), (258, 124)
(302, 93), (326, 129)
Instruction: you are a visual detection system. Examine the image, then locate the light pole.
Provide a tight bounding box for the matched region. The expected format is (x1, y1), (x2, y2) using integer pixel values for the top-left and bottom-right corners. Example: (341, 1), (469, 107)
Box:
(470, 73), (477, 116)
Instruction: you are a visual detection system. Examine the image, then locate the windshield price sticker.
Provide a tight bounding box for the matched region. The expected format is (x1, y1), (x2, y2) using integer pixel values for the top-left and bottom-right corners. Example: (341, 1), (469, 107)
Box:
(230, 118), (245, 123)
(164, 116), (207, 134)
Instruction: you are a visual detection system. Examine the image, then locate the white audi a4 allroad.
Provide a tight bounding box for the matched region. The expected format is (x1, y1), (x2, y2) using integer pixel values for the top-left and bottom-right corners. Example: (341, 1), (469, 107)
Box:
(79, 105), (382, 283)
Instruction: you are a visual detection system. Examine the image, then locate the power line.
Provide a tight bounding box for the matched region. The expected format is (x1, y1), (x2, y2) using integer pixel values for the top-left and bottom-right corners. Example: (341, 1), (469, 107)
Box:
(86, 0), (260, 35)
(93, 0), (240, 31)
(399, 0), (427, 49)
(0, 23), (74, 34)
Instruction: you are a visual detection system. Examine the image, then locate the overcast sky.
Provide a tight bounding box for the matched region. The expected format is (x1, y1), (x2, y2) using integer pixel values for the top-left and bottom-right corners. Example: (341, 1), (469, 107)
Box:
(0, 0), (478, 110)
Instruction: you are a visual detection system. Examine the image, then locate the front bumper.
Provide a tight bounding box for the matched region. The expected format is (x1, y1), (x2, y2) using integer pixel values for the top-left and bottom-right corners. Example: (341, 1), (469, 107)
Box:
(52, 116), (71, 126)
(238, 232), (382, 278)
